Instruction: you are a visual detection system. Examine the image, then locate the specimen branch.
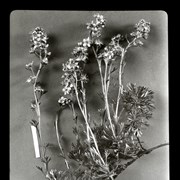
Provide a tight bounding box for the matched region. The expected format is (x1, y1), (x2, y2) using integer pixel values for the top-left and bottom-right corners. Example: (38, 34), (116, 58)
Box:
(55, 110), (70, 169)
(92, 45), (116, 138)
(114, 49), (125, 123)
(119, 143), (169, 174)
(73, 72), (105, 165)
(33, 62), (43, 139)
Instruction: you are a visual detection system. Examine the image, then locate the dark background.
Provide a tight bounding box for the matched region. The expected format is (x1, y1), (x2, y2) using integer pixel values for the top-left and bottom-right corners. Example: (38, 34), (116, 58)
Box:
(10, 11), (168, 180)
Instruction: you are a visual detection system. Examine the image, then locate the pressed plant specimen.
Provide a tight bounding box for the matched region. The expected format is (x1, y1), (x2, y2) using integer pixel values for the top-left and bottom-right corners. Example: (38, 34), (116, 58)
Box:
(26, 27), (53, 178)
(26, 14), (169, 180)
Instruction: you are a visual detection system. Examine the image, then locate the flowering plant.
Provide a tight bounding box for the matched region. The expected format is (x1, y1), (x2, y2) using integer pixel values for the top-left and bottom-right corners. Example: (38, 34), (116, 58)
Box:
(26, 14), (168, 180)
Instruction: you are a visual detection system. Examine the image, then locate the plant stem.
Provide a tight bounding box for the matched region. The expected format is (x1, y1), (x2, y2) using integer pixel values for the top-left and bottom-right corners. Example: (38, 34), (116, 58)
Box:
(92, 45), (116, 137)
(146, 143), (169, 153)
(119, 143), (169, 174)
(70, 102), (79, 141)
(104, 61), (116, 138)
(109, 177), (114, 180)
(92, 46), (105, 95)
(74, 73), (90, 141)
(136, 136), (146, 150)
(33, 63), (42, 139)
(114, 36), (137, 123)
(76, 90), (105, 165)
(73, 72), (105, 165)
(118, 107), (124, 120)
(70, 101), (77, 120)
(81, 80), (88, 120)
(114, 50), (125, 123)
(124, 36), (137, 52)
(107, 62), (112, 92)
(55, 111), (70, 169)
(31, 61), (45, 159)
(30, 53), (49, 176)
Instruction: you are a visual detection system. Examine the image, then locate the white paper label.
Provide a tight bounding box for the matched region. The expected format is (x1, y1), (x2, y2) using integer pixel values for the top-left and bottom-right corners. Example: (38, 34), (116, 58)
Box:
(31, 125), (40, 158)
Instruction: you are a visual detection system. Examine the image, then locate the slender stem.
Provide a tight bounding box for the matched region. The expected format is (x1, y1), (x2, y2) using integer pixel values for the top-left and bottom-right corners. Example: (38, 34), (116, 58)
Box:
(81, 81), (91, 143)
(118, 107), (124, 120)
(125, 36), (137, 52)
(92, 46), (105, 95)
(136, 136), (146, 150)
(69, 99), (102, 170)
(98, 61), (105, 95)
(119, 143), (169, 174)
(104, 61), (108, 93)
(146, 143), (169, 152)
(70, 102), (77, 120)
(114, 50), (125, 122)
(92, 45), (115, 137)
(107, 62), (112, 92)
(30, 52), (48, 175)
(114, 36), (137, 123)
(70, 102), (79, 141)
(31, 62), (45, 159)
(104, 61), (116, 138)
(74, 73), (84, 114)
(76, 89), (105, 165)
(110, 176), (114, 180)
(74, 82), (90, 143)
(74, 72), (105, 165)
(55, 111), (70, 169)
(33, 63), (42, 139)
(81, 81), (88, 120)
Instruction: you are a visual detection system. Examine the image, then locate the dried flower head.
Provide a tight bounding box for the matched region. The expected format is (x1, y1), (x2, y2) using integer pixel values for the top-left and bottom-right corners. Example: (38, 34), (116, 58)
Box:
(82, 37), (92, 48)
(98, 34), (123, 62)
(29, 27), (48, 53)
(62, 58), (80, 72)
(94, 39), (103, 47)
(62, 82), (74, 95)
(58, 96), (71, 106)
(87, 13), (106, 37)
(72, 43), (89, 62)
(131, 19), (151, 39)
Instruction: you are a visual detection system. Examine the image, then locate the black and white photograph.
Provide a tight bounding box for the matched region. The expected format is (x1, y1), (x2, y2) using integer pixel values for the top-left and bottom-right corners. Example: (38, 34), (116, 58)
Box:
(10, 10), (169, 180)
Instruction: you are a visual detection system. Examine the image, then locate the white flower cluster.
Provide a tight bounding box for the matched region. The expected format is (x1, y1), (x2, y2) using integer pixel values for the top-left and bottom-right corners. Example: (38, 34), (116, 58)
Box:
(58, 96), (71, 106)
(131, 19), (151, 39)
(82, 37), (92, 47)
(87, 13), (106, 37)
(29, 27), (51, 65)
(61, 73), (74, 95)
(98, 34), (123, 62)
(30, 27), (48, 52)
(62, 58), (80, 72)
(72, 38), (91, 62)
(94, 39), (103, 47)
(61, 36), (91, 96)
